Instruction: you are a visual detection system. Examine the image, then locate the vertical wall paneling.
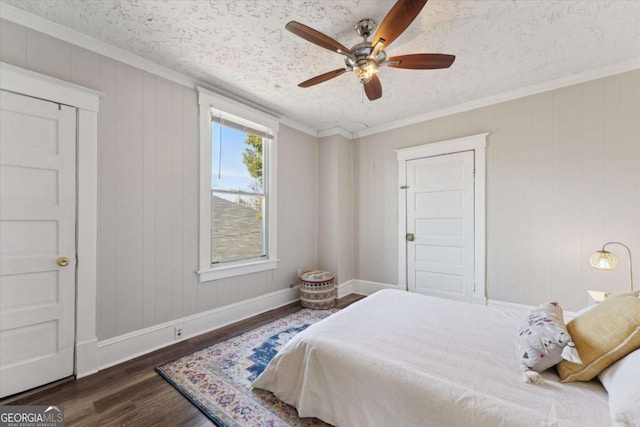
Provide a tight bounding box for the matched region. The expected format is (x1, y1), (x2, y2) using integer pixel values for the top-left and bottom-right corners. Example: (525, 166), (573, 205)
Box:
(551, 85), (584, 306)
(98, 57), (118, 339)
(0, 19), (27, 67)
(618, 70), (640, 292)
(580, 80), (606, 295)
(115, 64), (145, 335)
(496, 101), (521, 303)
(153, 78), (175, 324)
(515, 100), (534, 303)
(70, 47), (101, 91)
(526, 92), (554, 303)
(484, 105), (500, 299)
(602, 76), (623, 287)
(171, 85), (185, 318)
(182, 88), (199, 315)
(142, 74), (157, 327)
(24, 28), (71, 81)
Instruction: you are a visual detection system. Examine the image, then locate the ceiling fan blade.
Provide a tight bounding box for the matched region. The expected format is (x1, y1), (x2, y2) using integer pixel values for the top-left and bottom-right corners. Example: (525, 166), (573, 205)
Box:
(286, 21), (351, 54)
(372, 0), (428, 49)
(387, 54), (455, 69)
(298, 69), (348, 88)
(364, 74), (382, 101)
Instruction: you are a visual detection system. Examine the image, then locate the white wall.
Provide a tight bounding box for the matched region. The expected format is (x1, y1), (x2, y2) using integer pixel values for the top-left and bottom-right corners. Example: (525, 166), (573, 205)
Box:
(0, 18), (319, 340)
(355, 69), (640, 311)
(317, 134), (354, 285)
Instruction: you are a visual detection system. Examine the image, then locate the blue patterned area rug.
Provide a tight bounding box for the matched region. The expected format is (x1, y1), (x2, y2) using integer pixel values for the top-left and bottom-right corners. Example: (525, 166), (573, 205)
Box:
(156, 309), (337, 427)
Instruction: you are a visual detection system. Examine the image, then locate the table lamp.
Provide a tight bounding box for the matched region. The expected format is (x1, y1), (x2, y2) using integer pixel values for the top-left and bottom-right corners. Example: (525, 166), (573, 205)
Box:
(590, 241), (634, 291)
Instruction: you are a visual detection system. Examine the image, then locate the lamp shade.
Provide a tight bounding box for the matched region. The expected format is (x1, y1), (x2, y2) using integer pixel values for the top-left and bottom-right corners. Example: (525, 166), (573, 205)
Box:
(590, 250), (618, 271)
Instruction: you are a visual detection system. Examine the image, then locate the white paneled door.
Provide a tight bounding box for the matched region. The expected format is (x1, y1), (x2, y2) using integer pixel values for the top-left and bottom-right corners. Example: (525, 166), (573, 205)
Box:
(0, 90), (76, 398)
(406, 151), (475, 301)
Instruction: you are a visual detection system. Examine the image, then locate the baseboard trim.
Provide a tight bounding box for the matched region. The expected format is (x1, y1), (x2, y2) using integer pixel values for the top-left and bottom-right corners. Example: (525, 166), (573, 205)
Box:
(352, 279), (400, 295)
(97, 287), (300, 370)
(336, 280), (353, 298)
(75, 338), (99, 378)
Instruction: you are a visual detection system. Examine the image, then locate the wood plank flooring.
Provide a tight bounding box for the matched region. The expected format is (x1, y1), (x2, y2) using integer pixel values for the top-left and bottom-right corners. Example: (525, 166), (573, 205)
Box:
(0, 294), (364, 426)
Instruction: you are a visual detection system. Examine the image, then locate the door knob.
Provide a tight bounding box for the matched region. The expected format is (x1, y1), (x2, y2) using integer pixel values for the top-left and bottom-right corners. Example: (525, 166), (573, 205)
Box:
(406, 233), (415, 242)
(57, 257), (70, 267)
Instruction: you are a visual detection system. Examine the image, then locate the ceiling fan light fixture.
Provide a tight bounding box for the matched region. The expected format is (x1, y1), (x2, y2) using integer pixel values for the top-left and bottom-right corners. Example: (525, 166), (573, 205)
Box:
(354, 58), (379, 83)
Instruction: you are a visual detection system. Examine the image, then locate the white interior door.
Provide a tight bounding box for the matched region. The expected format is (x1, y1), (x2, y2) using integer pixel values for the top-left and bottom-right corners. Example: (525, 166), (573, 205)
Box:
(0, 90), (76, 398)
(406, 151), (474, 302)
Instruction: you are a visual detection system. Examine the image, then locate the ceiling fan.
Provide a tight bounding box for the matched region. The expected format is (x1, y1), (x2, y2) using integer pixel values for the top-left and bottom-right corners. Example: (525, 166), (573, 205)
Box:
(285, 0), (455, 101)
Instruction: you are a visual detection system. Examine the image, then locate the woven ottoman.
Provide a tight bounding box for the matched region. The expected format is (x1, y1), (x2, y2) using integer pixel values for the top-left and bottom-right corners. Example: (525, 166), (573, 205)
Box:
(300, 270), (336, 309)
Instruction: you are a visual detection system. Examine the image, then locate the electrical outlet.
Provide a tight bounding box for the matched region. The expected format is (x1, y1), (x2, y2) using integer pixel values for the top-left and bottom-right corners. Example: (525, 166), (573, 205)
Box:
(297, 268), (302, 278)
(174, 326), (183, 340)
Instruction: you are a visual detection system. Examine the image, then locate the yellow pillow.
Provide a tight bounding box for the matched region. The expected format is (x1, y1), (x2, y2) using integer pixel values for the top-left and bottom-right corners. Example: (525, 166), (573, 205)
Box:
(557, 293), (640, 382)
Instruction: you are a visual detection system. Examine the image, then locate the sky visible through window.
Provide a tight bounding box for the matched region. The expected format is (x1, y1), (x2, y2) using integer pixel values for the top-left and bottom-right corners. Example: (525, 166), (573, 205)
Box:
(211, 123), (258, 195)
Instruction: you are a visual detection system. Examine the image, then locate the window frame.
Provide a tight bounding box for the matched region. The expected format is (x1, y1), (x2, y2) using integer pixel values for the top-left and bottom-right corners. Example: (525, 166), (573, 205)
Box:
(197, 87), (279, 282)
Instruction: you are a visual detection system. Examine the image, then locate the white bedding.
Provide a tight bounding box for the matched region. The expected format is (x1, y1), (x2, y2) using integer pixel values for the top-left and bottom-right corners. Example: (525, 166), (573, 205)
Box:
(253, 289), (611, 427)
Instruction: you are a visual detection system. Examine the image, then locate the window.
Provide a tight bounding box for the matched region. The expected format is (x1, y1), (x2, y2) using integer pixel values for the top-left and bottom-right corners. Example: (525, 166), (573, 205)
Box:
(197, 88), (279, 282)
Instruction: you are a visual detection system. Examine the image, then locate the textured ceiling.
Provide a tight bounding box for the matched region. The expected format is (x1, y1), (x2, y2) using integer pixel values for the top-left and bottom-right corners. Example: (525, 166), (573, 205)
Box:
(4, 0), (640, 134)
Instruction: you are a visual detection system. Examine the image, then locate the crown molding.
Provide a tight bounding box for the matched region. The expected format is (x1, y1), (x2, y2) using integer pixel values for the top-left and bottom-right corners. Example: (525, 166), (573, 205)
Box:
(279, 118), (318, 137)
(353, 57), (640, 139)
(317, 127), (353, 140)
(0, 3), (319, 138)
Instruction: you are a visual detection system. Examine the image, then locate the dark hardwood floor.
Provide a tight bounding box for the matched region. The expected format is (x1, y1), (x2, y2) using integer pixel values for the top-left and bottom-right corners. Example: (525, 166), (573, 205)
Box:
(0, 294), (364, 426)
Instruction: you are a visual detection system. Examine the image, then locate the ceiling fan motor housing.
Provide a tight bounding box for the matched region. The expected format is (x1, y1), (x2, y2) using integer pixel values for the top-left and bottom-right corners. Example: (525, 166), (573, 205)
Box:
(344, 42), (387, 83)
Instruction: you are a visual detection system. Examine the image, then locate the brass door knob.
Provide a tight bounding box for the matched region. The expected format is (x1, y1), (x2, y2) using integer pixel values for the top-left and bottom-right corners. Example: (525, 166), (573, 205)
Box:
(57, 257), (70, 267)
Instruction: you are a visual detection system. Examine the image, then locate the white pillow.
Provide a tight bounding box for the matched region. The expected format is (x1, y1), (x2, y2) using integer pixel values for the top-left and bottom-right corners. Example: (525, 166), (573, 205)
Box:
(598, 348), (640, 426)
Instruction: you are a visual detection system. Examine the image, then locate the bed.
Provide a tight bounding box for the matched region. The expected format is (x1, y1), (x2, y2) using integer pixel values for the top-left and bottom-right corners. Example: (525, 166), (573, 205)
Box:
(253, 289), (612, 427)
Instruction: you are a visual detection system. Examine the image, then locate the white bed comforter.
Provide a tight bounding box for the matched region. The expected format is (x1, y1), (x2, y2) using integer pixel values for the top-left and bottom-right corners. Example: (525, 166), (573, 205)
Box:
(253, 289), (610, 427)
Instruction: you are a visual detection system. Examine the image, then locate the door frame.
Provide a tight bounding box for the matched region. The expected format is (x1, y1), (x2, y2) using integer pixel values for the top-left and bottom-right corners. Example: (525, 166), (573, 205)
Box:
(396, 133), (488, 304)
(0, 61), (104, 377)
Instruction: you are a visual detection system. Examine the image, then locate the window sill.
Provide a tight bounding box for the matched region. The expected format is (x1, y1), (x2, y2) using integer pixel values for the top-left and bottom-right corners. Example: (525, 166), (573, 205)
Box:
(197, 258), (278, 283)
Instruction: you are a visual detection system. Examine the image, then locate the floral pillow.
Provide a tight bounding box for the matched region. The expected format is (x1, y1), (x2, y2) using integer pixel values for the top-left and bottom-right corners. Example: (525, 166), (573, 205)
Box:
(515, 302), (582, 384)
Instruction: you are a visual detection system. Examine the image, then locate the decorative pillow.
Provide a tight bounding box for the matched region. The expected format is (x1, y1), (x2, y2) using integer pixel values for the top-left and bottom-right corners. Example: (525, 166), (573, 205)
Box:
(557, 293), (640, 382)
(516, 302), (581, 384)
(598, 348), (640, 426)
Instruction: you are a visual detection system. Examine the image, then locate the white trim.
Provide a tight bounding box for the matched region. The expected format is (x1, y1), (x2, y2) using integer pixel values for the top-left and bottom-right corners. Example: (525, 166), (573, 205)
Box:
(395, 133), (489, 161)
(351, 279), (400, 296)
(487, 299), (577, 321)
(97, 286), (300, 370)
(75, 108), (100, 377)
(336, 280), (354, 298)
(0, 62), (103, 111)
(197, 87), (280, 132)
(197, 259), (278, 282)
(197, 87), (279, 283)
(396, 133), (488, 304)
(354, 58), (640, 139)
(279, 118), (317, 138)
(75, 338), (98, 378)
(318, 127), (353, 140)
(0, 63), (103, 378)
